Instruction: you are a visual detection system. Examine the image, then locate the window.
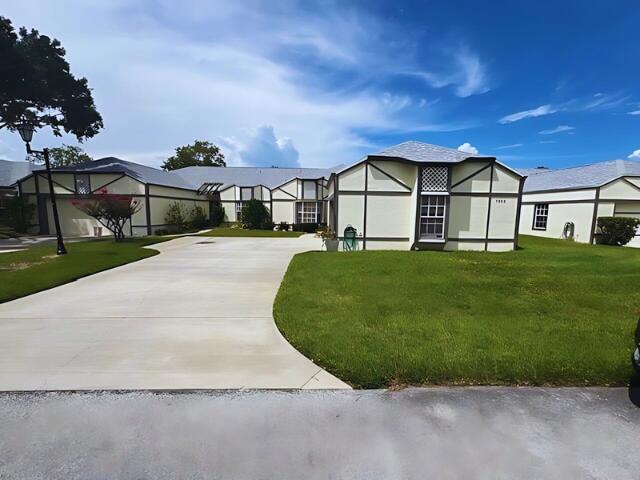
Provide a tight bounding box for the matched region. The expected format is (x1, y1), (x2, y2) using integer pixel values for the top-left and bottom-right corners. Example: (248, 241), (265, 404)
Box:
(419, 195), (446, 240)
(533, 203), (548, 230)
(296, 201), (318, 224)
(75, 174), (91, 194)
(235, 201), (244, 221)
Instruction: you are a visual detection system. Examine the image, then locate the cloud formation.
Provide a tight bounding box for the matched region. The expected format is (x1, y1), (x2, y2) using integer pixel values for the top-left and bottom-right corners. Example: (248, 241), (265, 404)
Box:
(499, 105), (557, 124)
(628, 110), (640, 116)
(495, 143), (523, 150)
(628, 149), (640, 160)
(538, 125), (575, 135)
(232, 125), (300, 168)
(457, 142), (479, 154)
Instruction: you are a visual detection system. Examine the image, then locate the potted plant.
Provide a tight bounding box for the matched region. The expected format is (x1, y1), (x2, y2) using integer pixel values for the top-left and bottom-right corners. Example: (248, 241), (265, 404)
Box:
(320, 227), (339, 251)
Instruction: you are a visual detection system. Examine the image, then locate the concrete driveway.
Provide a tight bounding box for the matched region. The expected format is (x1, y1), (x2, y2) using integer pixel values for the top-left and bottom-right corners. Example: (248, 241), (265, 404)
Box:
(0, 235), (348, 390)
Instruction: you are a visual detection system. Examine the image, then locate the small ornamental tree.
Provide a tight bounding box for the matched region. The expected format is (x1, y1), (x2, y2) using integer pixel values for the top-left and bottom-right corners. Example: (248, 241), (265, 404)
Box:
(72, 189), (141, 241)
(209, 202), (225, 227)
(241, 199), (271, 229)
(596, 216), (640, 246)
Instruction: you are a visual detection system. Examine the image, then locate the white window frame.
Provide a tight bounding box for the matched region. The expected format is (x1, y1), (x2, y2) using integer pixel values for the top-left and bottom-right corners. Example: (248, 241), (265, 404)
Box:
(533, 203), (549, 230)
(419, 194), (447, 241)
(296, 201), (318, 224)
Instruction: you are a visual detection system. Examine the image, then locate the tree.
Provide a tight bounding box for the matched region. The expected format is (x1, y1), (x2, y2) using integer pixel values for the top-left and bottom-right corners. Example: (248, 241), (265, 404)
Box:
(48, 144), (93, 168)
(72, 190), (141, 241)
(162, 140), (226, 171)
(0, 16), (103, 140)
(241, 199), (272, 229)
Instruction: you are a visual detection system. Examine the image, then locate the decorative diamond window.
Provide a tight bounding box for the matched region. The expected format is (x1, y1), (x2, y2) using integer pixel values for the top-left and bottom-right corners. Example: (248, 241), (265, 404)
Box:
(421, 166), (448, 192)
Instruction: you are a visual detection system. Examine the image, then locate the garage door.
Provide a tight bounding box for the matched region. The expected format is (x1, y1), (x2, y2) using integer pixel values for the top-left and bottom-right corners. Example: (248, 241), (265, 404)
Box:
(614, 202), (640, 248)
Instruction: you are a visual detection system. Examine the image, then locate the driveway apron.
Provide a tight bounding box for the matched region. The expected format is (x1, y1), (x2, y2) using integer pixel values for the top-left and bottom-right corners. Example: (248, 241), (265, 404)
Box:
(0, 235), (349, 390)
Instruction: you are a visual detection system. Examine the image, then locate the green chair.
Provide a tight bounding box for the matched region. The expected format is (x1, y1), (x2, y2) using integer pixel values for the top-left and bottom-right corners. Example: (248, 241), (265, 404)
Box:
(343, 225), (358, 251)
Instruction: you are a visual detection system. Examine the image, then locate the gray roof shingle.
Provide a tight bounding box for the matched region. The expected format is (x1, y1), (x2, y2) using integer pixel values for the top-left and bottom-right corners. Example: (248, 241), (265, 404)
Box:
(372, 141), (493, 164)
(0, 159), (34, 187)
(174, 166), (339, 190)
(523, 160), (640, 192)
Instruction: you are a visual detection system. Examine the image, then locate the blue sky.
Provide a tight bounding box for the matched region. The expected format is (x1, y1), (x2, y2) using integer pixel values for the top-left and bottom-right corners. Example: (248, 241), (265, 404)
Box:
(1, 0), (639, 169)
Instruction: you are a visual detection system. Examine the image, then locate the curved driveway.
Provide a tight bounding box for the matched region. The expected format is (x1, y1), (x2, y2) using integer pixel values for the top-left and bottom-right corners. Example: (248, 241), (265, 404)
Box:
(0, 235), (349, 390)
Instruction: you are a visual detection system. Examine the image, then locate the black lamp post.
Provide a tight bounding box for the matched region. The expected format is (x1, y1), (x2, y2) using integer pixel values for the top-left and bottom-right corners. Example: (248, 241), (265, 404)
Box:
(17, 124), (67, 255)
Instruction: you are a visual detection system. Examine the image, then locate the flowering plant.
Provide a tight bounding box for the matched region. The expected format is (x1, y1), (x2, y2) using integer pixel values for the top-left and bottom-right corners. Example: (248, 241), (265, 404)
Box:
(72, 188), (142, 241)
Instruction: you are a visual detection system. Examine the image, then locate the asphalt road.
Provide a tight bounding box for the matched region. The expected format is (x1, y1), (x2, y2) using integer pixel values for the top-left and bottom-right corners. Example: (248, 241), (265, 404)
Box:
(1, 387), (639, 479)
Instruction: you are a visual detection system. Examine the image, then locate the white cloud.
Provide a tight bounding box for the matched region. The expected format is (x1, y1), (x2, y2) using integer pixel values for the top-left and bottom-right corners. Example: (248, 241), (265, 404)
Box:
(628, 149), (640, 160)
(539, 140), (558, 144)
(499, 105), (557, 124)
(538, 125), (575, 135)
(0, 1), (477, 168)
(495, 143), (523, 150)
(228, 125), (300, 167)
(628, 110), (640, 115)
(409, 46), (490, 98)
(457, 142), (479, 154)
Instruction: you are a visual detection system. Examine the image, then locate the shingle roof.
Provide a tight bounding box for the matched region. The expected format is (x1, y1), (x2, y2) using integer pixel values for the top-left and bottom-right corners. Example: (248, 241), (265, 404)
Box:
(372, 141), (493, 164)
(0, 159), (34, 187)
(523, 159), (640, 192)
(174, 166), (339, 190)
(35, 157), (194, 190)
(517, 167), (555, 177)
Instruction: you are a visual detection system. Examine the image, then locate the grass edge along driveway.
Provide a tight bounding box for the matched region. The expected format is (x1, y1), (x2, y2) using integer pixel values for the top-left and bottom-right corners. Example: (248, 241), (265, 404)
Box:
(201, 228), (304, 238)
(274, 236), (639, 388)
(0, 237), (168, 304)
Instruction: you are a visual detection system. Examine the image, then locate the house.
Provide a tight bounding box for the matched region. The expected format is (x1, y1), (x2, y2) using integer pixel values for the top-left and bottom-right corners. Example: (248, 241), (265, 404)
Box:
(326, 141), (525, 251)
(518, 160), (640, 247)
(0, 159), (34, 225)
(16, 157), (209, 237)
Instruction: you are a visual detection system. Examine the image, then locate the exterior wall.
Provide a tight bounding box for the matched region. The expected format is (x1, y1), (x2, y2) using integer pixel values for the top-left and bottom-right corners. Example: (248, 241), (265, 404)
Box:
(333, 159), (522, 251)
(272, 201), (294, 224)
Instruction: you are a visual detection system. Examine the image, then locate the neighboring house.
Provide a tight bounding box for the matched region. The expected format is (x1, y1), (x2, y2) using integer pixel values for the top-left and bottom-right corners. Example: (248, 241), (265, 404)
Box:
(175, 166), (336, 224)
(16, 157), (208, 237)
(0, 159), (34, 225)
(326, 141), (525, 251)
(519, 159), (640, 247)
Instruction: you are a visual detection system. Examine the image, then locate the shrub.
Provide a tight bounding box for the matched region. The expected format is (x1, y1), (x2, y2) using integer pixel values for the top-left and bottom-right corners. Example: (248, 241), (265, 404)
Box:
(596, 216), (640, 246)
(209, 202), (225, 227)
(190, 205), (208, 230)
(277, 221), (290, 231)
(165, 202), (189, 233)
(5, 196), (35, 233)
(241, 199), (271, 229)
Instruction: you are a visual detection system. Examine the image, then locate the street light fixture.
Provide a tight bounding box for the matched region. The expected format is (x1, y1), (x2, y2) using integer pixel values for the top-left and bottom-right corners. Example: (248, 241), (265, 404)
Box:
(17, 123), (67, 255)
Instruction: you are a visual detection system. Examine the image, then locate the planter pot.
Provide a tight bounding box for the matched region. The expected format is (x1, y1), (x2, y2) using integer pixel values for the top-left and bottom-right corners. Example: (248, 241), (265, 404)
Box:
(324, 239), (339, 251)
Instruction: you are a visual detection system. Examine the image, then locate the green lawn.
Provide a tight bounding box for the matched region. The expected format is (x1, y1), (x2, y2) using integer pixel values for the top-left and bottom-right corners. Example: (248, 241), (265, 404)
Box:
(274, 236), (640, 388)
(0, 237), (167, 303)
(201, 228), (304, 238)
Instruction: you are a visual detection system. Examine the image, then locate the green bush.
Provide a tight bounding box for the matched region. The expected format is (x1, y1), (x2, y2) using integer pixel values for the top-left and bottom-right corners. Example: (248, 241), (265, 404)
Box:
(294, 222), (323, 233)
(165, 202), (189, 233)
(209, 202), (225, 227)
(241, 199), (271, 229)
(596, 216), (640, 246)
(190, 205), (208, 230)
(6, 196), (35, 233)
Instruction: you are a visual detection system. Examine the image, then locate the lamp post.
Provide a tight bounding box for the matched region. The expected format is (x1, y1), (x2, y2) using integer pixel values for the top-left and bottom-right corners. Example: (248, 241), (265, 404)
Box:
(17, 124), (67, 255)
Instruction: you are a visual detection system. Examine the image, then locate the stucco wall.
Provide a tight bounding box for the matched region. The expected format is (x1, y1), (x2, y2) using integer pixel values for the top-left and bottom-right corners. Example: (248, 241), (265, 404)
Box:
(272, 201), (294, 224)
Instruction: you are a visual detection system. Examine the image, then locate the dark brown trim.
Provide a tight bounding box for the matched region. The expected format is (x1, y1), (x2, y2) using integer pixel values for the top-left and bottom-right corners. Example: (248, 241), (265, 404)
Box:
(484, 162), (495, 251)
(589, 187), (601, 244)
(273, 186), (297, 199)
(513, 177), (525, 249)
(338, 236), (410, 242)
(450, 162), (492, 189)
(334, 176), (340, 233)
(448, 237), (516, 243)
(145, 184), (152, 235)
(146, 182), (199, 193)
(363, 161), (368, 250)
(412, 168), (422, 249)
(367, 161), (412, 191)
(450, 192), (519, 198)
(337, 190), (411, 196)
(90, 173), (127, 193)
(524, 186), (597, 195)
(521, 199), (595, 205)
(621, 177), (640, 193)
(36, 173), (75, 194)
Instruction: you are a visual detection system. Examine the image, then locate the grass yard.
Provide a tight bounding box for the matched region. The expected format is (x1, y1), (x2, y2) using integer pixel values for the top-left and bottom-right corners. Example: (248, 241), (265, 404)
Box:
(274, 236), (640, 388)
(201, 228), (304, 238)
(0, 237), (167, 303)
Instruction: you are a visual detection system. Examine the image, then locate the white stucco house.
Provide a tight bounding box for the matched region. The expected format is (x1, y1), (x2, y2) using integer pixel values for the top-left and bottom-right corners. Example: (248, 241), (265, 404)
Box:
(13, 141), (526, 251)
(519, 160), (640, 247)
(326, 142), (525, 251)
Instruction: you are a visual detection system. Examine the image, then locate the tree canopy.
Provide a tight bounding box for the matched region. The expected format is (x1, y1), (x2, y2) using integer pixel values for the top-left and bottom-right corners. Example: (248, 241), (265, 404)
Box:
(162, 140), (226, 170)
(0, 16), (103, 140)
(48, 144), (93, 168)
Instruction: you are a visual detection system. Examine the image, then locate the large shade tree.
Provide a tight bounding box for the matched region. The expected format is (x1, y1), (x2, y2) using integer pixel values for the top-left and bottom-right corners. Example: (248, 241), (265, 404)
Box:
(48, 144), (93, 168)
(0, 16), (103, 140)
(162, 140), (226, 170)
